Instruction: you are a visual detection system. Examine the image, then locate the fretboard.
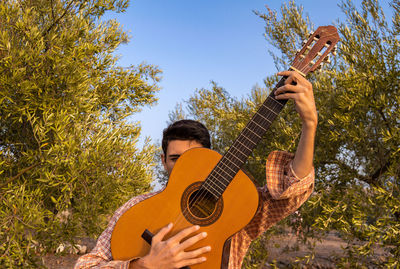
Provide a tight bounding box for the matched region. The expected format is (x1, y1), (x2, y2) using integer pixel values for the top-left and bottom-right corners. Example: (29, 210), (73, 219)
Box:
(202, 77), (288, 199)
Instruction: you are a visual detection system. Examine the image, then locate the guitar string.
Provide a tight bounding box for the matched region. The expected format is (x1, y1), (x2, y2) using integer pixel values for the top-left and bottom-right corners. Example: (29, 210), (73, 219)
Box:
(167, 55), (318, 233)
(180, 33), (335, 225)
(168, 87), (292, 234)
(170, 62), (309, 230)
(172, 109), (273, 219)
(142, 74), (284, 235)
(168, 112), (266, 228)
(168, 42), (334, 253)
(126, 41), (331, 248)
(200, 98), (281, 192)
(185, 82), (287, 204)
(170, 92), (286, 230)
(188, 68), (296, 198)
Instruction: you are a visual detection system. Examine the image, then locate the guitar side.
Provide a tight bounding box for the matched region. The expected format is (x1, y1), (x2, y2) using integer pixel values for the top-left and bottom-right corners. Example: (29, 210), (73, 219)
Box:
(111, 147), (260, 268)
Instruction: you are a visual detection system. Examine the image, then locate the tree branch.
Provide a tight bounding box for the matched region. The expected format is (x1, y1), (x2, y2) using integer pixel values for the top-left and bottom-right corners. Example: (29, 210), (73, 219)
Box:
(43, 0), (75, 52)
(319, 159), (389, 187)
(0, 163), (41, 189)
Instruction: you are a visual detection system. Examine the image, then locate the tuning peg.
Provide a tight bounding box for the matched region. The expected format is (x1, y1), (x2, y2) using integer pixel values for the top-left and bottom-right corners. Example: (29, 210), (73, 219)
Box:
(308, 31), (314, 38)
(302, 39), (307, 46)
(332, 44), (338, 56)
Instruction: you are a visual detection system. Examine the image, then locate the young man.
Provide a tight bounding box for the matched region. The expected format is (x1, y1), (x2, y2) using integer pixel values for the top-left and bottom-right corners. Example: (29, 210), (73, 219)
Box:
(75, 71), (317, 268)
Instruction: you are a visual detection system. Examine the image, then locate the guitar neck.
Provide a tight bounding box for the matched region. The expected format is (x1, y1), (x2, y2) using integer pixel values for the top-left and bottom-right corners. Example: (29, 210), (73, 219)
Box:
(203, 77), (288, 198)
(201, 26), (340, 199)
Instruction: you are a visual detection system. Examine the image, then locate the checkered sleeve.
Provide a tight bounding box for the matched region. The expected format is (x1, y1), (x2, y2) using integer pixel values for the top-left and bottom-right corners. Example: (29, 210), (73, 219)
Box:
(228, 151), (314, 268)
(264, 151), (314, 201)
(74, 192), (157, 269)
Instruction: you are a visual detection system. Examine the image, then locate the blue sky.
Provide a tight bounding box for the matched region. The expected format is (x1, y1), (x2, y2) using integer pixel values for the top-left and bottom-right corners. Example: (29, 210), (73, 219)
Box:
(107, 0), (391, 146)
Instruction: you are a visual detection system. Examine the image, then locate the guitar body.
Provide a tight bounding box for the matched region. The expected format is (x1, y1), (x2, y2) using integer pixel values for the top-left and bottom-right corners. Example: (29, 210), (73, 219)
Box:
(111, 147), (260, 268)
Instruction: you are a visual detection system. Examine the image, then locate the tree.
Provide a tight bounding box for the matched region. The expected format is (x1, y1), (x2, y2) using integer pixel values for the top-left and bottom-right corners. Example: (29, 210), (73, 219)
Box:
(0, 0), (161, 267)
(169, 0), (399, 267)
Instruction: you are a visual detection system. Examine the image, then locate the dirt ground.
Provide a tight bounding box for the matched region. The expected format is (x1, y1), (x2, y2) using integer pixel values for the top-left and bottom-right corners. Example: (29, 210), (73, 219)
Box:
(41, 232), (386, 268)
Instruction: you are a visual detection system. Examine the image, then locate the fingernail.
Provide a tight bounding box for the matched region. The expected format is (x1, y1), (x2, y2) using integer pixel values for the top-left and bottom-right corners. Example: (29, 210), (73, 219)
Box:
(202, 257), (207, 262)
(202, 232), (207, 237)
(195, 225), (200, 230)
(168, 223), (173, 228)
(206, 246), (211, 251)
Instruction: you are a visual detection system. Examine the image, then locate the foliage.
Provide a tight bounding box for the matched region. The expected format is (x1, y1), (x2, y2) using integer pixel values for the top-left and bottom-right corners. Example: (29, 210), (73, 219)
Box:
(0, 0), (161, 267)
(169, 0), (400, 267)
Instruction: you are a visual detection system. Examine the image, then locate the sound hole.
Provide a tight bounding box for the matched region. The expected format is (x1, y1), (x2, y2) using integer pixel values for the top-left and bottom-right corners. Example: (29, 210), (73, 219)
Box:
(181, 182), (223, 226)
(188, 189), (217, 219)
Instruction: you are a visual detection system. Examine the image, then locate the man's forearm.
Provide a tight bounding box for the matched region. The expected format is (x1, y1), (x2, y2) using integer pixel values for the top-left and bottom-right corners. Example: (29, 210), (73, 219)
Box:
(292, 121), (317, 179)
(274, 70), (317, 178)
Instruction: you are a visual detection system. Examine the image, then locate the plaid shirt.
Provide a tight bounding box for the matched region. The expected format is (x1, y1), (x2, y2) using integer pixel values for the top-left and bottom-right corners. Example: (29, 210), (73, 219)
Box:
(75, 151), (314, 269)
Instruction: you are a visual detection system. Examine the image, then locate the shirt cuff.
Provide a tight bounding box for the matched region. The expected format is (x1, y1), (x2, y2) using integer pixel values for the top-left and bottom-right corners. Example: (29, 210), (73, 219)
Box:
(265, 151), (314, 200)
(288, 161), (313, 183)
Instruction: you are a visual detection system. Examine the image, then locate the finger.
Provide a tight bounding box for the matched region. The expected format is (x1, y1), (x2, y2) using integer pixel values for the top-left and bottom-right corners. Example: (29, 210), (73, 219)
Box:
(275, 84), (300, 95)
(277, 70), (304, 79)
(277, 70), (294, 77)
(176, 256), (207, 268)
(275, 92), (298, 100)
(277, 71), (300, 87)
(177, 231), (208, 252)
(169, 225), (200, 244)
(152, 223), (173, 244)
(182, 245), (211, 259)
(279, 70), (308, 85)
(285, 74), (298, 86)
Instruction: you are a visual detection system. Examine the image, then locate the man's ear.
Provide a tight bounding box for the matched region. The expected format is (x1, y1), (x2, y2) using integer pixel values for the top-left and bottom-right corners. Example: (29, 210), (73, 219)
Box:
(161, 154), (167, 170)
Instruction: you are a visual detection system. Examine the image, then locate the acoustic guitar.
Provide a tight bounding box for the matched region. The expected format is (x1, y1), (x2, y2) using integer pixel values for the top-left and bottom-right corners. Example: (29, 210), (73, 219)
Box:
(111, 25), (339, 268)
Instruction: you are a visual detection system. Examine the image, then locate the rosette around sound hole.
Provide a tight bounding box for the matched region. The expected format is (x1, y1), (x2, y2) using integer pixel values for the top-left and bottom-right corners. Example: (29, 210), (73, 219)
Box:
(181, 181), (223, 226)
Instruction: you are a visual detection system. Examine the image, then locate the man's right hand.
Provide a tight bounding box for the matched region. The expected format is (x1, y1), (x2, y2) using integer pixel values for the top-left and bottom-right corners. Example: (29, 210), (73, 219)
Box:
(129, 223), (211, 269)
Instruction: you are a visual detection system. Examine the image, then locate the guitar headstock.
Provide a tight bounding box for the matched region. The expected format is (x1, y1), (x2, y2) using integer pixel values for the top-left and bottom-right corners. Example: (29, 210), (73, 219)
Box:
(290, 25), (340, 76)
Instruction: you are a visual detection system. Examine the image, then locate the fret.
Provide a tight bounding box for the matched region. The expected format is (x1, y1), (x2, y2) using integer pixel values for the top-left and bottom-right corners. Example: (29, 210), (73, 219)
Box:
(255, 110), (272, 124)
(208, 159), (240, 188)
(218, 158), (238, 174)
(213, 163), (236, 182)
(225, 150), (245, 164)
(261, 103), (278, 117)
(213, 161), (232, 180)
(250, 120), (267, 132)
(235, 139), (252, 152)
(219, 156), (240, 170)
(243, 127), (261, 140)
(211, 167), (231, 186)
(229, 145), (248, 159)
(202, 180), (223, 197)
(211, 179), (227, 194)
(209, 173), (229, 190)
(207, 172), (228, 191)
(267, 95), (284, 107)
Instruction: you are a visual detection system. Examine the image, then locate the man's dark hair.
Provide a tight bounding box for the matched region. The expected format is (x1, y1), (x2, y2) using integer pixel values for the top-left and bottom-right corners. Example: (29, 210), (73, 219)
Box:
(162, 119), (211, 156)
